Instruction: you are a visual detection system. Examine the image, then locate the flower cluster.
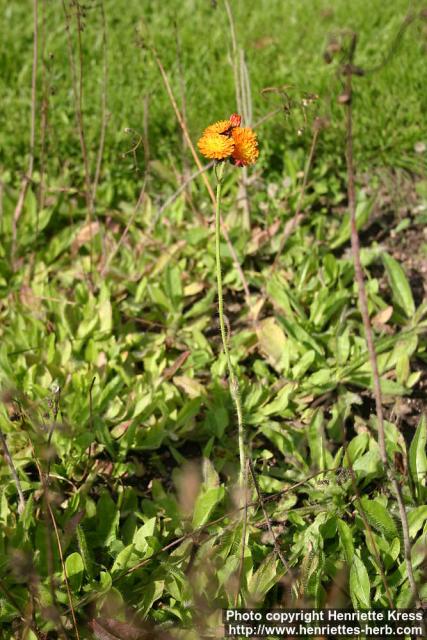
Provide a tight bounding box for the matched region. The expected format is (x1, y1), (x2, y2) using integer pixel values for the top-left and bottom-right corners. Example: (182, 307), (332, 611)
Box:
(197, 113), (259, 166)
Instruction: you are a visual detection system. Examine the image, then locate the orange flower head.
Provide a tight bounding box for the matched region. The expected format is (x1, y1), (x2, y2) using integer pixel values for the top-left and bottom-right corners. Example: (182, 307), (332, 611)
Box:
(231, 127), (259, 166)
(197, 114), (257, 164)
(203, 119), (234, 136)
(197, 132), (235, 160)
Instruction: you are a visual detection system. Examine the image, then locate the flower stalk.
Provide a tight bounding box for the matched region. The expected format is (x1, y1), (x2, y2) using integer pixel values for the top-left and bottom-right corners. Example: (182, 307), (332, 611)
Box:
(214, 161), (246, 486)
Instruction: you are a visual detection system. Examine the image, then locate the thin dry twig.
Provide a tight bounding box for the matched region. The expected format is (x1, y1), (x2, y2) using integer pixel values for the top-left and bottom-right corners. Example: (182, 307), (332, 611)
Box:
(224, 0), (251, 230)
(174, 21), (191, 189)
(342, 32), (422, 611)
(100, 175), (147, 276)
(0, 428), (26, 514)
(142, 94), (151, 171)
(92, 0), (109, 203)
(62, 0), (95, 269)
(38, 0), (49, 216)
(12, 0), (38, 269)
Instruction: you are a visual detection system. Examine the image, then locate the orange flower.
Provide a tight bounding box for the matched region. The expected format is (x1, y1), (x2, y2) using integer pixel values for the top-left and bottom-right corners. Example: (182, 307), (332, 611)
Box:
(203, 119), (234, 136)
(231, 127), (259, 166)
(197, 114), (258, 165)
(197, 132), (235, 160)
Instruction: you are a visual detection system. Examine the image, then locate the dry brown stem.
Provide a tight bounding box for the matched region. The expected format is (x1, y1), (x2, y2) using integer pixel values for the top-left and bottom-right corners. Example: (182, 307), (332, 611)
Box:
(11, 0), (38, 269)
(343, 32), (422, 610)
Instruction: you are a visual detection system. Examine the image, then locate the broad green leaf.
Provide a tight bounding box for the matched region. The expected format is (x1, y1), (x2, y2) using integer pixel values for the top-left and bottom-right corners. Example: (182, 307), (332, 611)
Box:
(137, 580), (165, 617)
(349, 555), (371, 609)
(359, 496), (398, 540)
(307, 409), (325, 470)
(65, 552), (84, 592)
(111, 544), (137, 575)
(331, 196), (374, 249)
(202, 457), (220, 488)
(76, 525), (94, 580)
(96, 492), (119, 547)
(409, 416), (427, 501)
(133, 517), (156, 553)
(292, 350), (315, 379)
(353, 449), (382, 482)
(382, 253), (415, 318)
(247, 554), (279, 602)
(337, 519), (354, 565)
(407, 505), (427, 538)
(98, 284), (112, 333)
(346, 433), (369, 465)
(260, 383), (295, 416)
(192, 486), (225, 528)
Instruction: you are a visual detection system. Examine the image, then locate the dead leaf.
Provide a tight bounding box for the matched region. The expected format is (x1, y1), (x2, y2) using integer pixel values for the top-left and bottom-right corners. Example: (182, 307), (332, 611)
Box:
(72, 221), (100, 254)
(372, 305), (393, 327)
(90, 618), (144, 640)
(19, 284), (40, 309)
(173, 375), (206, 398)
(183, 282), (205, 297)
(256, 317), (287, 371)
(163, 350), (191, 380)
(247, 219), (281, 255)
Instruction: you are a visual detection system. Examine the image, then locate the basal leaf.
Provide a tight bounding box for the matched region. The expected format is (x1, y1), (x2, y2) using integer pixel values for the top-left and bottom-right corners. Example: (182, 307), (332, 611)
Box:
(382, 252), (415, 318)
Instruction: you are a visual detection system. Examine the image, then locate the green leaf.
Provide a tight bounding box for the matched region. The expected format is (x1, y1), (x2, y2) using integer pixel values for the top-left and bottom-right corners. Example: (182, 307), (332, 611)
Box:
(331, 196), (374, 249)
(352, 449), (382, 482)
(137, 580), (165, 617)
(65, 552), (84, 592)
(111, 544), (137, 575)
(349, 554), (371, 609)
(76, 525), (94, 580)
(382, 253), (415, 318)
(98, 283), (112, 333)
(409, 416), (427, 501)
(192, 486), (225, 528)
(292, 350), (316, 379)
(307, 409), (325, 470)
(407, 506), (427, 538)
(133, 517), (156, 553)
(337, 519), (354, 565)
(359, 497), (398, 540)
(260, 383), (295, 416)
(96, 492), (119, 547)
(247, 553), (279, 602)
(346, 433), (369, 465)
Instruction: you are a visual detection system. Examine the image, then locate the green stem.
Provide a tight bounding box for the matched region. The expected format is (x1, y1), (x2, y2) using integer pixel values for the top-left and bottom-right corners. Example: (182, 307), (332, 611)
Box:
(214, 162), (246, 486)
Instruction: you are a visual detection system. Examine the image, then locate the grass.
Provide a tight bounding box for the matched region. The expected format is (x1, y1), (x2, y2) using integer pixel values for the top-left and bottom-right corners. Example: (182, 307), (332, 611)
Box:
(0, 0), (427, 638)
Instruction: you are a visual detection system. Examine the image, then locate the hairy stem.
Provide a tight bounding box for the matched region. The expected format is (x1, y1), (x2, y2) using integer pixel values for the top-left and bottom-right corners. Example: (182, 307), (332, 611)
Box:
(214, 162), (246, 485)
